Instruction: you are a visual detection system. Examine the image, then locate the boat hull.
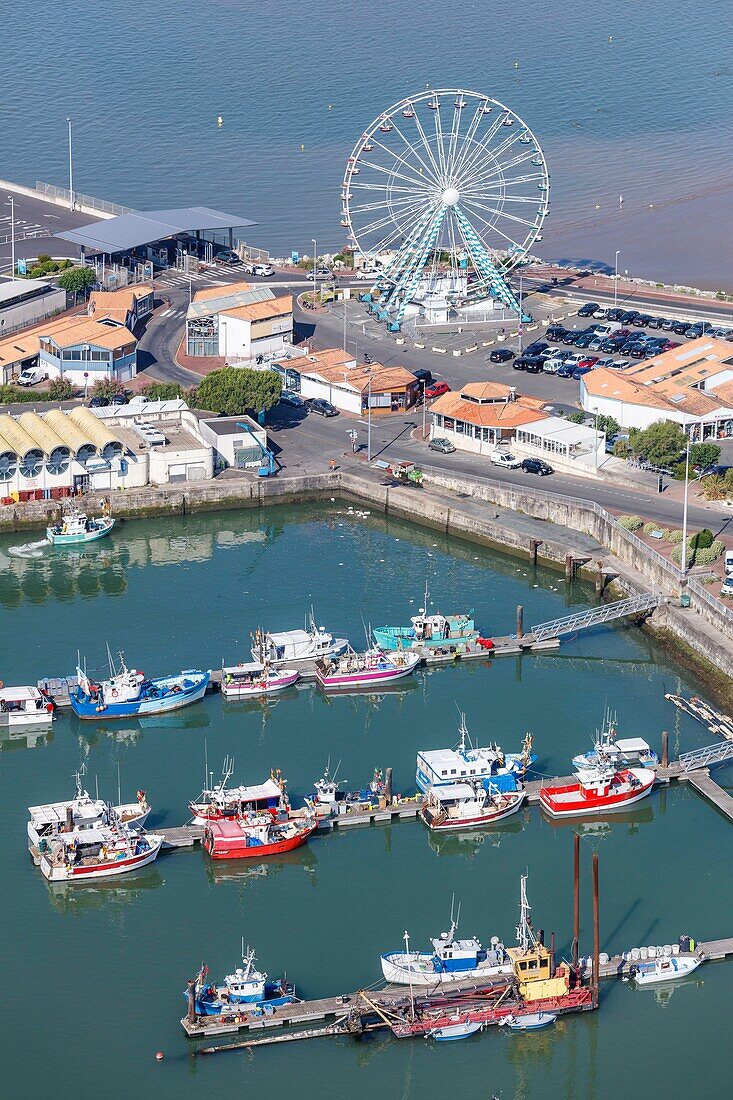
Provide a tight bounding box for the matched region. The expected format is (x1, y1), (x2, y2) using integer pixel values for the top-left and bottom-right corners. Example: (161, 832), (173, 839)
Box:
(430, 1020), (484, 1041)
(539, 772), (654, 818)
(420, 791), (526, 831)
(70, 671), (209, 719)
(46, 518), (115, 545)
(203, 823), (316, 861)
(506, 1012), (556, 1030)
(632, 956), (702, 985)
(373, 627), (478, 652)
(221, 671), (300, 698)
(40, 835), (163, 881)
(316, 657), (419, 690)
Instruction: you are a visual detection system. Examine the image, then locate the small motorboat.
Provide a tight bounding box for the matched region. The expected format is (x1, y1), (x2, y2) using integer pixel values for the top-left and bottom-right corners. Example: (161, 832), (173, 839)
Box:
(203, 813), (316, 860)
(428, 1017), (483, 1041)
(539, 764), (655, 818)
(38, 824), (163, 882)
(252, 612), (348, 666)
(28, 766), (150, 848)
(0, 685), (54, 731)
(420, 776), (525, 831)
(220, 661), (299, 698)
(630, 952), (704, 986)
(381, 905), (511, 986)
(315, 646), (420, 690)
(186, 945), (300, 1016)
(46, 510), (114, 546)
(501, 1012), (556, 1031)
(70, 653), (210, 719)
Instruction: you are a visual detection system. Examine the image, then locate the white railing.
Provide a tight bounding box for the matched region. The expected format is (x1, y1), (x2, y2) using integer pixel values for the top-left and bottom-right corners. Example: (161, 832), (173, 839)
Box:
(35, 181), (134, 216)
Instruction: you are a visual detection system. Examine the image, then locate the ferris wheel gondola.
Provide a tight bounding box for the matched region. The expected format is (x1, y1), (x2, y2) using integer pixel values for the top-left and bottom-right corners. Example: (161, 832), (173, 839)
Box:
(340, 88), (550, 332)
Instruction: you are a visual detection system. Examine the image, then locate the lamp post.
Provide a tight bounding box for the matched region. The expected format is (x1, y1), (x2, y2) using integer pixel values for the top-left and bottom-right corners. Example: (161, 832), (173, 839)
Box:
(422, 381), (427, 442)
(680, 430), (691, 577)
(311, 237), (317, 308)
(614, 250), (620, 309)
(366, 369), (373, 462)
(6, 196), (15, 281)
(66, 118), (74, 211)
(517, 272), (524, 354)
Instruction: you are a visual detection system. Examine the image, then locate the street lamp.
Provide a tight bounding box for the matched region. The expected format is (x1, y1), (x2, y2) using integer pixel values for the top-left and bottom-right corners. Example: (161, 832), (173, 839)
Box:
(680, 430), (691, 577)
(366, 369), (373, 462)
(311, 237), (317, 308)
(6, 196), (15, 281)
(66, 118), (74, 211)
(614, 250), (620, 309)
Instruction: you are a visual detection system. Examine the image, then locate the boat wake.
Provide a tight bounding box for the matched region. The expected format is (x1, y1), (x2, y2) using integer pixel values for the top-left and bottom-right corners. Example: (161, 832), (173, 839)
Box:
(7, 538), (50, 559)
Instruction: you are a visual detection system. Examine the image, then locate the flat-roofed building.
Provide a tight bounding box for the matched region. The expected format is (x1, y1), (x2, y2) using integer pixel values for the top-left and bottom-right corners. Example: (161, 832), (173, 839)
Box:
(0, 277), (67, 336)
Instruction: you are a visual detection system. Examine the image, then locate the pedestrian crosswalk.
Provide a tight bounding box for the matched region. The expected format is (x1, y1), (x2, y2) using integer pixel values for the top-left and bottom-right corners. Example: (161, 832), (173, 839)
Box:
(156, 268), (230, 288)
(158, 307), (188, 319)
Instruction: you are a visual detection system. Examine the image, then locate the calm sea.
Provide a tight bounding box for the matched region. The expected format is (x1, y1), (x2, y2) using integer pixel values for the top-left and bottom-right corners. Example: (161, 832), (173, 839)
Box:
(1, 1), (732, 287)
(1, 503), (732, 1097)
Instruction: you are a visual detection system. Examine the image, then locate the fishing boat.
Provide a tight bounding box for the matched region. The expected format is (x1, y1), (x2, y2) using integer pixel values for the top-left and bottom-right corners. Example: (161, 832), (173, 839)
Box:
(307, 763), (386, 816)
(501, 1011), (556, 1030)
(315, 646), (420, 690)
(46, 510), (114, 546)
(189, 759), (289, 824)
(572, 729), (658, 771)
(187, 945), (299, 1016)
(251, 612), (348, 666)
(539, 764), (655, 818)
(38, 824), (163, 881)
(0, 685), (54, 730)
(220, 661), (300, 698)
(420, 774), (526, 831)
(381, 903), (511, 986)
(630, 951), (704, 986)
(416, 714), (535, 793)
(70, 651), (210, 719)
(428, 1017), (484, 1041)
(373, 582), (479, 653)
(27, 767), (150, 848)
(203, 813), (316, 860)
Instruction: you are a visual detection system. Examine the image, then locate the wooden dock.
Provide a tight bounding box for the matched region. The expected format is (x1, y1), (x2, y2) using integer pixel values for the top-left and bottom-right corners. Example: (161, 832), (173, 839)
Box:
(685, 771), (733, 823)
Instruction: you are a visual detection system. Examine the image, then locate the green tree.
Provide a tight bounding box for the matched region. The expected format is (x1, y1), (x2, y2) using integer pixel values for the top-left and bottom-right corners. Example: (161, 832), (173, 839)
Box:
(47, 378), (76, 401)
(628, 421), (686, 468)
(57, 266), (95, 300)
(594, 414), (620, 438)
(193, 368), (281, 415)
(91, 377), (124, 400)
(690, 442), (721, 472)
(142, 381), (185, 401)
(566, 412), (586, 424)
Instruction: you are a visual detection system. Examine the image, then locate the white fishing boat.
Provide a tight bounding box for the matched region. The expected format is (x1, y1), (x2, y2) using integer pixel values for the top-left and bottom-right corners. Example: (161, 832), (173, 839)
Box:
(220, 662), (300, 698)
(416, 714), (535, 793)
(428, 1017), (484, 1041)
(0, 685), (54, 730)
(252, 612), (348, 666)
(27, 767), (150, 849)
(420, 778), (526, 831)
(630, 952), (704, 986)
(38, 824), (163, 882)
(572, 715), (658, 770)
(500, 1011), (556, 1031)
(46, 510), (114, 546)
(189, 758), (289, 824)
(380, 902), (511, 986)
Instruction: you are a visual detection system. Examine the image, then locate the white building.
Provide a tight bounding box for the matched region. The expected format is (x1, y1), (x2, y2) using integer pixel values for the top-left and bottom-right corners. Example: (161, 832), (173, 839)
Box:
(0, 278), (67, 335)
(186, 282), (293, 362)
(196, 415), (269, 472)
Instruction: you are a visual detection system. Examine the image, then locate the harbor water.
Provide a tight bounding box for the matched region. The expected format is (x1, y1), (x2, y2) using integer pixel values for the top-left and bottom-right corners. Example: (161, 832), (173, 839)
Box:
(1, 1), (732, 287)
(1, 502), (732, 1097)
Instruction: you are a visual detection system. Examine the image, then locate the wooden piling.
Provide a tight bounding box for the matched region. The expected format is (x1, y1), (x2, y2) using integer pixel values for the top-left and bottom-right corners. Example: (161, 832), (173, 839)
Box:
(592, 852), (600, 1008)
(565, 554), (573, 581)
(595, 561), (605, 597)
(550, 931), (556, 978)
(516, 604), (524, 640)
(572, 832), (580, 970)
(529, 538), (541, 566)
(187, 979), (197, 1024)
(661, 730), (669, 768)
(65, 805), (74, 832)
(384, 767), (393, 804)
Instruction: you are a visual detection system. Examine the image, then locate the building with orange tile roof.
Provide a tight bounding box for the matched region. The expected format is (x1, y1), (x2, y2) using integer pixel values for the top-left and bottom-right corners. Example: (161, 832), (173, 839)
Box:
(287, 349), (418, 414)
(186, 282), (293, 361)
(0, 310), (139, 386)
(580, 338), (733, 439)
(430, 381), (550, 453)
(88, 284), (154, 329)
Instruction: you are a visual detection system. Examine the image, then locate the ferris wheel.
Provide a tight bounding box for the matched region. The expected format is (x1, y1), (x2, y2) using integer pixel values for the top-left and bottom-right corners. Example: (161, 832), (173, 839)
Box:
(341, 89), (550, 331)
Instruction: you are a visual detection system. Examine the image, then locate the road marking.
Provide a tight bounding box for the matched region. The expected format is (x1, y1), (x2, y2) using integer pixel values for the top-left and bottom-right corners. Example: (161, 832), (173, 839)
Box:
(160, 308), (173, 317)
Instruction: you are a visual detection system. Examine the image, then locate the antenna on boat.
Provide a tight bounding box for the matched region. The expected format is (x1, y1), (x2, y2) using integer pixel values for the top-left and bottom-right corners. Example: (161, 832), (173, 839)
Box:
(204, 739), (209, 794)
(516, 873), (537, 953)
(454, 704), (471, 752)
(95, 774), (99, 801)
(117, 761), (121, 807)
(106, 642), (114, 678)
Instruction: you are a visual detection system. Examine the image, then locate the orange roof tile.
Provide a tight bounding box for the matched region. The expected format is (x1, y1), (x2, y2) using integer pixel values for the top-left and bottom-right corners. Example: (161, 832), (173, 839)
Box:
(300, 358), (416, 393)
(44, 319), (135, 350)
(89, 284), (153, 316)
(221, 295), (293, 323)
(582, 367), (726, 416)
(193, 281), (253, 303)
(430, 388), (549, 429)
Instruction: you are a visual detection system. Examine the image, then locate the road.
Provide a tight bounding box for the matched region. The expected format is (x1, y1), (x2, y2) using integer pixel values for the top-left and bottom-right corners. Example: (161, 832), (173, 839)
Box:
(0, 186), (93, 273)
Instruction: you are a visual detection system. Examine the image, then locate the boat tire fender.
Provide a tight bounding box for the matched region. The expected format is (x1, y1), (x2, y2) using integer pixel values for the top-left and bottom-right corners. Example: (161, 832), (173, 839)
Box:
(111, 689), (119, 698)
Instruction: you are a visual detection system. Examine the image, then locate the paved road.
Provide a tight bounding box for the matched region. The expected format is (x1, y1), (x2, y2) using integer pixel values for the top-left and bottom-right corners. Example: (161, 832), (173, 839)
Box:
(0, 187), (93, 272)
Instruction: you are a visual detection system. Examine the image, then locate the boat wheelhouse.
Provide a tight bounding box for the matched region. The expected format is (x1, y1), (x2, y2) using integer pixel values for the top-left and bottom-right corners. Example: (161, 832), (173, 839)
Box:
(46, 510), (114, 546)
(0, 685), (54, 730)
(220, 662), (300, 698)
(252, 614), (348, 666)
(416, 716), (535, 793)
(189, 762), (289, 824)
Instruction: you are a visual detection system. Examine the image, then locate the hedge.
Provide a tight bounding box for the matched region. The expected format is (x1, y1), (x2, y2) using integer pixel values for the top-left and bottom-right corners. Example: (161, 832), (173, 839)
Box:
(617, 515), (643, 531)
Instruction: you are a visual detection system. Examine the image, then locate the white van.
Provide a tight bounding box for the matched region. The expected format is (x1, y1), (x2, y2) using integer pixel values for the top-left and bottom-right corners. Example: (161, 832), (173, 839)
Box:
(724, 549), (733, 577)
(17, 365), (47, 387)
(592, 322), (622, 339)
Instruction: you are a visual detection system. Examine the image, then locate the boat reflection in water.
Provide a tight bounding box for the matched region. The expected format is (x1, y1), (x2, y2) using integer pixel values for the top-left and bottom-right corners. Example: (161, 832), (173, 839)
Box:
(44, 868), (164, 915)
(70, 704), (212, 746)
(428, 814), (527, 858)
(204, 844), (318, 887)
(0, 724), (54, 752)
(542, 801), (656, 834)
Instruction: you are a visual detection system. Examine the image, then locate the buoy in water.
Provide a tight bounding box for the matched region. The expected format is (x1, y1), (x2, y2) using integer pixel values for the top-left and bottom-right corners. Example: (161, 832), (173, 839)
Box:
(217, 115), (223, 127)
(301, 143), (305, 151)
(155, 1052), (164, 1061)
(514, 60), (519, 68)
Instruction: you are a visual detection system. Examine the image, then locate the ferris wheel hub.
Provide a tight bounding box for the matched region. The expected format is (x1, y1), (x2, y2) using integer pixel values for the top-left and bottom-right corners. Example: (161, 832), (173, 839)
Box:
(441, 186), (460, 207)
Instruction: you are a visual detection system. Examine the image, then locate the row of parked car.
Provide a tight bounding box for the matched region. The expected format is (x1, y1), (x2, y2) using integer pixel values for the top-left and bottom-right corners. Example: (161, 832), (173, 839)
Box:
(575, 302), (733, 342)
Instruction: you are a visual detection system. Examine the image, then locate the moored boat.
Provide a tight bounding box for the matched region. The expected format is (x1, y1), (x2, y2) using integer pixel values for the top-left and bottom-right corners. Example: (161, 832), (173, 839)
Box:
(28, 767), (150, 849)
(38, 824), (163, 882)
(0, 685), (54, 730)
(373, 583), (479, 652)
(203, 813), (316, 860)
(70, 653), (210, 719)
(315, 646), (420, 690)
(220, 662), (300, 698)
(572, 716), (658, 770)
(251, 613), (348, 666)
(416, 715), (535, 793)
(381, 905), (511, 986)
(630, 951), (704, 986)
(501, 1011), (556, 1030)
(540, 764), (655, 818)
(46, 510), (114, 546)
(187, 945), (300, 1016)
(307, 764), (386, 816)
(189, 760), (289, 824)
(428, 1017), (484, 1041)
(420, 775), (526, 831)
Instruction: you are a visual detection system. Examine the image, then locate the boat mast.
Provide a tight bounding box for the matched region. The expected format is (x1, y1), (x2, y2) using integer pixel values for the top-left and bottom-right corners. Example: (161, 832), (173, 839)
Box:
(404, 930), (415, 1021)
(516, 874), (538, 953)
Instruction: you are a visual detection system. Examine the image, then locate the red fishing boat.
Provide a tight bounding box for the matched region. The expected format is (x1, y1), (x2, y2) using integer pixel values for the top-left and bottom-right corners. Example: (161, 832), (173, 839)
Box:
(539, 765), (655, 819)
(203, 814), (316, 860)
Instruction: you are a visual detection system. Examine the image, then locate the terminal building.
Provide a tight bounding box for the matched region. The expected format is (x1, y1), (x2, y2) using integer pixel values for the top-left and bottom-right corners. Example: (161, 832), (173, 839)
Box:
(185, 282), (293, 361)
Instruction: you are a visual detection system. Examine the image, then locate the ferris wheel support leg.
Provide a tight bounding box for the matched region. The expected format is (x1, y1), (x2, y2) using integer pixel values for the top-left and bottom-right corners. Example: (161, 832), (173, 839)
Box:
(453, 207), (528, 320)
(382, 206), (448, 332)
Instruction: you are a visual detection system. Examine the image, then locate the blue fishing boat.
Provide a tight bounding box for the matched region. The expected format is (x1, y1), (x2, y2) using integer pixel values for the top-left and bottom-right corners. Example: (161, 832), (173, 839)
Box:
(373, 583), (479, 652)
(416, 714), (536, 793)
(46, 511), (114, 546)
(187, 946), (299, 1016)
(70, 652), (209, 720)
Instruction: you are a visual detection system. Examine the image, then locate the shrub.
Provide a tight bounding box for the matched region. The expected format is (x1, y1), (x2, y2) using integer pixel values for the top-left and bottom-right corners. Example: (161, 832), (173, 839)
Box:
(617, 515), (643, 531)
(670, 461), (688, 480)
(36, 254), (52, 264)
(691, 528), (714, 551)
(47, 378), (76, 401)
(613, 439), (631, 458)
(666, 529), (684, 543)
(91, 377), (124, 399)
(642, 522), (657, 534)
(671, 539), (725, 566)
(142, 381), (185, 401)
(0, 385), (44, 404)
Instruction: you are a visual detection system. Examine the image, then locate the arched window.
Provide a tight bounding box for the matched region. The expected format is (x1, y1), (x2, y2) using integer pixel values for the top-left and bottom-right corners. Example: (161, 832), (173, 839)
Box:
(0, 451), (17, 482)
(20, 449), (43, 478)
(47, 447), (71, 476)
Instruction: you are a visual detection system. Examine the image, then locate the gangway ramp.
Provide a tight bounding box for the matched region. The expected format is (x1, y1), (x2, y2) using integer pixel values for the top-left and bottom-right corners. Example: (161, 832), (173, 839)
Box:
(678, 742), (733, 773)
(530, 592), (659, 643)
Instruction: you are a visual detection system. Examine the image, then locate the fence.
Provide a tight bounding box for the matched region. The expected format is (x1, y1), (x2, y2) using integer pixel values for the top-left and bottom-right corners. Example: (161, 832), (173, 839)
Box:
(35, 182), (134, 217)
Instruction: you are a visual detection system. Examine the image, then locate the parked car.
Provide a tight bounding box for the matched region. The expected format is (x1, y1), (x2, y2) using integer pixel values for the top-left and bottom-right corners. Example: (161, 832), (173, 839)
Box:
(672, 320), (692, 335)
(543, 357), (565, 374)
(310, 398), (339, 417)
(574, 332), (596, 349)
(513, 357), (530, 371)
(490, 450), (521, 469)
(632, 314), (653, 327)
(425, 381), (450, 398)
(280, 390), (305, 408)
(647, 316), (667, 329)
(577, 302), (600, 317)
(556, 363), (577, 378)
(562, 330), (581, 345)
(546, 325), (567, 340)
(429, 437), (456, 454)
(521, 457), (553, 476)
(89, 396), (110, 408)
(109, 393), (128, 405)
(215, 249), (241, 266)
(525, 340), (549, 356)
(605, 308), (624, 322)
(593, 357), (617, 370)
(724, 550), (733, 578)
(572, 366), (595, 379)
(721, 581), (733, 599)
(17, 365), (47, 387)
(686, 321), (713, 339)
(253, 263), (274, 277)
(489, 348), (515, 363)
(575, 356), (598, 369)
(619, 310), (640, 324)
(661, 318), (678, 331)
(592, 307), (608, 319)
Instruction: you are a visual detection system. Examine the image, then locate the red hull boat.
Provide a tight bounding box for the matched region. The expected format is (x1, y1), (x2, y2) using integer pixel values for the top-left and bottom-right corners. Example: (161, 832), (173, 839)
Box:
(540, 765), (655, 818)
(203, 814), (316, 860)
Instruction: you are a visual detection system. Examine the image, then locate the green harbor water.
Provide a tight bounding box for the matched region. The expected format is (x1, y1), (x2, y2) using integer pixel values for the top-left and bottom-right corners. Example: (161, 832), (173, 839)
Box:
(1, 502), (731, 1098)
